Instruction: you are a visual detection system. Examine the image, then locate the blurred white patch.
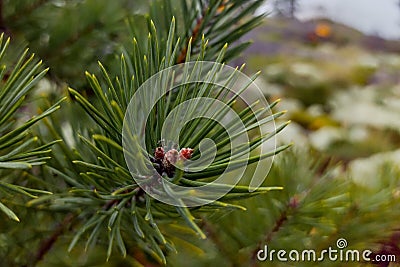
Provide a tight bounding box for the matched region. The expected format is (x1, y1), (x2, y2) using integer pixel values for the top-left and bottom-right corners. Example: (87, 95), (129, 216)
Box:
(254, 78), (283, 96)
(349, 149), (400, 188)
(275, 122), (308, 146)
(35, 78), (56, 96)
(264, 63), (285, 77)
(331, 86), (400, 131)
(358, 54), (379, 69)
(277, 98), (304, 113)
(309, 126), (342, 150)
(348, 125), (369, 142)
(306, 104), (324, 117)
(291, 62), (323, 81)
(61, 122), (76, 148)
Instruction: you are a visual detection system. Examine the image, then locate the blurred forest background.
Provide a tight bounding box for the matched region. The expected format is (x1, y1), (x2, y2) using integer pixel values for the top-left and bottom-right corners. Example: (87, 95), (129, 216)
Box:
(0, 0), (400, 266)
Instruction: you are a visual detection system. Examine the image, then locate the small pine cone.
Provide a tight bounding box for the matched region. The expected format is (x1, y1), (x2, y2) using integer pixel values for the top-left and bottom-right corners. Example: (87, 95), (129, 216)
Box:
(179, 148), (193, 160)
(163, 149), (179, 177)
(154, 147), (165, 161)
(163, 149), (179, 165)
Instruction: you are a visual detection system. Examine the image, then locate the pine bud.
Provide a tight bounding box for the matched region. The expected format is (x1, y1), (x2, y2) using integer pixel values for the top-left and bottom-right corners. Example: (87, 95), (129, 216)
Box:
(154, 147), (165, 160)
(163, 149), (179, 177)
(163, 149), (179, 165)
(179, 148), (193, 160)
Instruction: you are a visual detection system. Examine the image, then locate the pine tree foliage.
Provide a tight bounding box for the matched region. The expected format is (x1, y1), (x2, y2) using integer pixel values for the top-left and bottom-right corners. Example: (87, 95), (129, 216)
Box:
(0, 1), (399, 266)
(0, 33), (63, 222)
(3, 0), (137, 87)
(167, 150), (400, 266)
(130, 0), (266, 63)
(26, 0), (291, 264)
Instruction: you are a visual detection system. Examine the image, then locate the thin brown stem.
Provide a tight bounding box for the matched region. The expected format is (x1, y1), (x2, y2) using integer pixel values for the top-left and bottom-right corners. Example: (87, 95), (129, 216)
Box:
(249, 196), (299, 266)
(200, 217), (238, 267)
(176, 17), (203, 64)
(31, 212), (76, 267)
(176, 1), (228, 64)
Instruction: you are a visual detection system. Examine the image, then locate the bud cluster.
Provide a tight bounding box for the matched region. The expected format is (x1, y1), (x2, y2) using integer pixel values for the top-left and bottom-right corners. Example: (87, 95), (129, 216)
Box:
(153, 147), (193, 177)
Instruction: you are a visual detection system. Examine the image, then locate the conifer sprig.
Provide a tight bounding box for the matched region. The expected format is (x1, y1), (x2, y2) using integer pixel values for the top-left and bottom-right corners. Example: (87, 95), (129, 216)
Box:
(37, 12), (290, 262)
(129, 0), (265, 64)
(0, 33), (63, 221)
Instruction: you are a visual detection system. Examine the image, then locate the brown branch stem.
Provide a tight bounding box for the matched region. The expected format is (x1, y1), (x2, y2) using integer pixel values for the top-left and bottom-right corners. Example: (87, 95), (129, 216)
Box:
(249, 196), (299, 266)
(176, 1), (228, 64)
(200, 217), (238, 267)
(176, 17), (203, 64)
(30, 212), (76, 267)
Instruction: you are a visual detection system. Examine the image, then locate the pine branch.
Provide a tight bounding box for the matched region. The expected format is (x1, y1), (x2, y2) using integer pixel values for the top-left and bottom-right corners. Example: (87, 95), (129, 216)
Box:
(249, 196), (295, 265)
(38, 10), (288, 262)
(176, 1), (208, 64)
(201, 217), (239, 267)
(0, 34), (64, 221)
(4, 1), (287, 264)
(176, 16), (203, 64)
(31, 213), (76, 267)
(176, 0), (240, 64)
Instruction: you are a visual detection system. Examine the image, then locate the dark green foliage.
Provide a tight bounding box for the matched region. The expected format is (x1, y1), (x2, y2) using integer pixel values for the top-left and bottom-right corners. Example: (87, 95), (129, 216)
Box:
(3, 0), (279, 264)
(0, 33), (63, 221)
(1, 1), (399, 267)
(168, 150), (400, 266)
(3, 0), (138, 87)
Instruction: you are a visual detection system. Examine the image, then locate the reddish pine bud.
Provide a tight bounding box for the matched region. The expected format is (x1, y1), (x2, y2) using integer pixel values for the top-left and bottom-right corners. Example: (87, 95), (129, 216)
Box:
(179, 148), (194, 160)
(155, 146), (193, 177)
(154, 147), (165, 160)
